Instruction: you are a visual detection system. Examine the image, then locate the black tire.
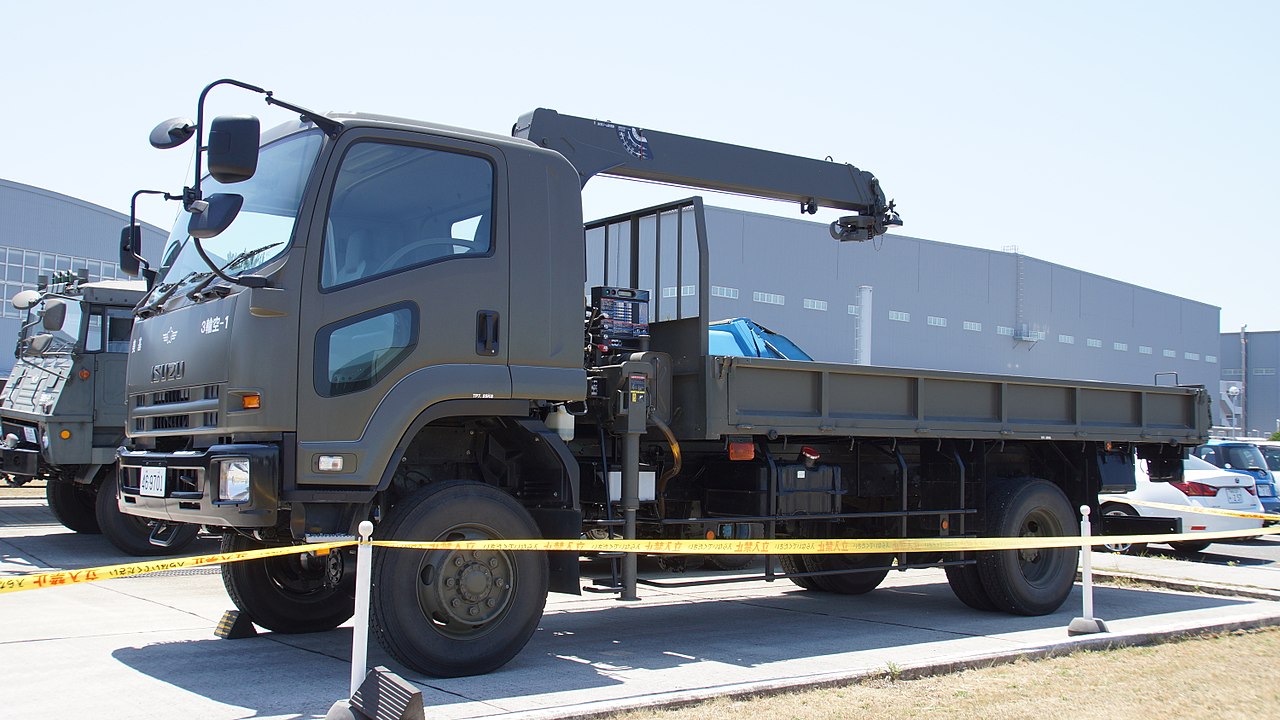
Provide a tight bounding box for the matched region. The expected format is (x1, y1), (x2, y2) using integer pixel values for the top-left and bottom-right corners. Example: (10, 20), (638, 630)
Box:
(372, 481), (549, 678)
(96, 472), (198, 556)
(806, 552), (893, 594)
(1169, 540), (1211, 554)
(1098, 503), (1147, 555)
(222, 533), (355, 633)
(705, 554), (757, 571)
(777, 553), (822, 590)
(977, 479), (1079, 616)
(945, 554), (998, 611)
(46, 477), (100, 533)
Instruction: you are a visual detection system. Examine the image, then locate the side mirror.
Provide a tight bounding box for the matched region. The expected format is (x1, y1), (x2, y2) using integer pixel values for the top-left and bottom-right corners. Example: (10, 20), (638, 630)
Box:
(149, 117), (196, 149)
(41, 299), (67, 333)
(24, 334), (53, 356)
(188, 193), (244, 239)
(11, 290), (40, 311)
(119, 225), (143, 277)
(207, 115), (261, 183)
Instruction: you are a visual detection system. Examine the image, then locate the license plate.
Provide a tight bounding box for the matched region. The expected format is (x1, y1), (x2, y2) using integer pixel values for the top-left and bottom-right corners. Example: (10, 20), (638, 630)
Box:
(139, 467), (167, 497)
(1226, 487), (1244, 504)
(1259, 484), (1274, 497)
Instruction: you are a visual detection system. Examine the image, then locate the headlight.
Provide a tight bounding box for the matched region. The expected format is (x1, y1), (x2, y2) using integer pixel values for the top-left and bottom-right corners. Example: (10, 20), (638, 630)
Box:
(218, 458), (251, 503)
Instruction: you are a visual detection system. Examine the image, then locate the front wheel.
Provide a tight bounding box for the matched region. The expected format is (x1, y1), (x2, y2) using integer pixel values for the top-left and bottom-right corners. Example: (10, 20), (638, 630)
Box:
(46, 477), (100, 533)
(372, 481), (549, 678)
(977, 479), (1078, 616)
(96, 472), (198, 556)
(222, 533), (356, 633)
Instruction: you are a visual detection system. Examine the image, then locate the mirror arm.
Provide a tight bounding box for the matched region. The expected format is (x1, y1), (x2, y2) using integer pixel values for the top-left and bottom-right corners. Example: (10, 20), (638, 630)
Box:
(189, 79), (269, 210)
(264, 94), (342, 136)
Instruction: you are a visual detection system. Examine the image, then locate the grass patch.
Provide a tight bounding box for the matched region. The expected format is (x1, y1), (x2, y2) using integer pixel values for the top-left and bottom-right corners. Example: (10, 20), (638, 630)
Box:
(598, 627), (1280, 720)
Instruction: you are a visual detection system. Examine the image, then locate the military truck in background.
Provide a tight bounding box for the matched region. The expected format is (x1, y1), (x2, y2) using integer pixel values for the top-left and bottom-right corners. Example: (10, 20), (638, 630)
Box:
(115, 80), (1207, 678)
(0, 271), (197, 555)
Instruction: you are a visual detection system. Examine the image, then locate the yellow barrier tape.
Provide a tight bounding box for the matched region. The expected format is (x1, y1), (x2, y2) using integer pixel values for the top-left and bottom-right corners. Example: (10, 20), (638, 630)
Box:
(0, 541), (351, 596)
(1122, 498), (1280, 522)
(6, 527), (1280, 596)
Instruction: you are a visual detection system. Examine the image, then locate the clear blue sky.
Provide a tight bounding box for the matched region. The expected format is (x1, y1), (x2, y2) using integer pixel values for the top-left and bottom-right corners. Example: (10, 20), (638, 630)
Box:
(2, 2), (1275, 331)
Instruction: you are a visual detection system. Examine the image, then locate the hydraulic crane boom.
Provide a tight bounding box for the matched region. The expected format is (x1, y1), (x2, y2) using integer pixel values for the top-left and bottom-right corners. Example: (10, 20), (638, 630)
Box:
(513, 108), (902, 241)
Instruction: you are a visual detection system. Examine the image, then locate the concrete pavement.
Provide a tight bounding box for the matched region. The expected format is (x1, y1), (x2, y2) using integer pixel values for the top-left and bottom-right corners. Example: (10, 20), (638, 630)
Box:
(3, 497), (1278, 720)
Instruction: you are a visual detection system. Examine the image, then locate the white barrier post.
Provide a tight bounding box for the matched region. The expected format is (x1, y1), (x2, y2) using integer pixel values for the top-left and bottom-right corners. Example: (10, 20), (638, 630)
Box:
(1068, 505), (1109, 635)
(351, 520), (374, 696)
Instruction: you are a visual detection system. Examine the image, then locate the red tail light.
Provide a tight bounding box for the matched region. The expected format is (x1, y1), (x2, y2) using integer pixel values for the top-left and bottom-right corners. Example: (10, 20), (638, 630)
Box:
(1245, 486), (1257, 496)
(1169, 481), (1219, 497)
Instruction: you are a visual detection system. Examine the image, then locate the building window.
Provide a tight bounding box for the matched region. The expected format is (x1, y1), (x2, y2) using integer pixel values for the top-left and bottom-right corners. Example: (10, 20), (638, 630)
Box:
(711, 285), (739, 299)
(1163, 349), (1176, 358)
(1113, 342), (1128, 351)
(997, 325), (1014, 336)
(1139, 346), (1152, 355)
(752, 291), (785, 305)
(0, 245), (128, 320)
(662, 287), (678, 298)
(1184, 352), (1200, 361)
(1086, 338), (1102, 348)
(888, 310), (911, 322)
(1223, 368), (1243, 377)
(803, 298), (828, 311)
(1206, 355), (1217, 364)
(847, 305), (860, 315)
(963, 321), (982, 332)
(927, 315), (947, 327)
(1253, 368), (1276, 376)
(1058, 334), (1075, 344)
(1027, 330), (1046, 341)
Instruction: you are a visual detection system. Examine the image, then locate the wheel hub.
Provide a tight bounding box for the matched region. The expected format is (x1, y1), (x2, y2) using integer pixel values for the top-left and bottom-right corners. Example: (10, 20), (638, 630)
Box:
(420, 547), (513, 633)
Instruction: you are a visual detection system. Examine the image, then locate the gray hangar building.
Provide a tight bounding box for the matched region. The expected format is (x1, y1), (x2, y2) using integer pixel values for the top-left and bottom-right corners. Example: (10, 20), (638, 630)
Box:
(0, 178), (167, 379)
(593, 203), (1221, 420)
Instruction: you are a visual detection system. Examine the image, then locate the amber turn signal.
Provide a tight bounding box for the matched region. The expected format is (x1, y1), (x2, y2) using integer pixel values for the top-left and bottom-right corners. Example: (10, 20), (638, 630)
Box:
(241, 394), (262, 410)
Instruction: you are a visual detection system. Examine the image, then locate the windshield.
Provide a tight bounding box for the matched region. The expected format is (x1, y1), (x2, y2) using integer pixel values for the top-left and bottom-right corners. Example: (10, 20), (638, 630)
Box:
(1260, 446), (1280, 472)
(155, 129), (324, 286)
(22, 297), (84, 352)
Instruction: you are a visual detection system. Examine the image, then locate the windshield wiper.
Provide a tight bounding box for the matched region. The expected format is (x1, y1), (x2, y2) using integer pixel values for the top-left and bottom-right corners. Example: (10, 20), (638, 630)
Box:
(136, 271), (202, 317)
(222, 242), (283, 273)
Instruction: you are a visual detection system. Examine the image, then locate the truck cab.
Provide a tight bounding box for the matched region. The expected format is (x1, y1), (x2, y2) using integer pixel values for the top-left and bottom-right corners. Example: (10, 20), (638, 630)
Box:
(1, 274), (197, 554)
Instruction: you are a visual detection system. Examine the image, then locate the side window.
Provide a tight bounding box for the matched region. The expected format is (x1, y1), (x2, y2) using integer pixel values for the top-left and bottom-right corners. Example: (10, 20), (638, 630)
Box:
(1196, 447), (1218, 466)
(105, 308), (133, 353)
(321, 141), (494, 290)
(315, 303), (418, 397)
(85, 311), (103, 352)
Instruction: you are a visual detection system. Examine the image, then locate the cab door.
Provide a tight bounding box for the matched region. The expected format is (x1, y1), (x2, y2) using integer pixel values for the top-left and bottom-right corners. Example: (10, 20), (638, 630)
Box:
(294, 128), (510, 486)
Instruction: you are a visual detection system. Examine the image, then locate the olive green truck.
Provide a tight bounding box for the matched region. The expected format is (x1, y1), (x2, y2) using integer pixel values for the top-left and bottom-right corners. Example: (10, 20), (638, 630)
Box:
(115, 80), (1208, 677)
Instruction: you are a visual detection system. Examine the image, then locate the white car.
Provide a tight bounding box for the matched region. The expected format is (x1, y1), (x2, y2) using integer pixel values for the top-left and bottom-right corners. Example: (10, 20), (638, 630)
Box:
(1099, 455), (1265, 554)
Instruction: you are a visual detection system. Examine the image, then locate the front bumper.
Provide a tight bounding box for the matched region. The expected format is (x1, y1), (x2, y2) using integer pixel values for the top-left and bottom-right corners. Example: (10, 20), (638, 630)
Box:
(0, 447), (39, 478)
(117, 444), (279, 528)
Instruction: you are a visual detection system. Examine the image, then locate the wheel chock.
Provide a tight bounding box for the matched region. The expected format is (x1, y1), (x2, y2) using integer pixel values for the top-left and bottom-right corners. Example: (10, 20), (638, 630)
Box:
(327, 666), (424, 720)
(214, 610), (258, 639)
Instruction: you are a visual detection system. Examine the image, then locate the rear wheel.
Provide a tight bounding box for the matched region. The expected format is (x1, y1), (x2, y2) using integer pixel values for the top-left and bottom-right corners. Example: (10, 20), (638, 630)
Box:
(222, 533), (356, 633)
(372, 481), (549, 677)
(806, 552), (893, 594)
(46, 476), (100, 533)
(776, 553), (821, 590)
(977, 479), (1078, 616)
(96, 472), (198, 556)
(945, 554), (998, 611)
(1098, 503), (1147, 555)
(1169, 540), (1211, 554)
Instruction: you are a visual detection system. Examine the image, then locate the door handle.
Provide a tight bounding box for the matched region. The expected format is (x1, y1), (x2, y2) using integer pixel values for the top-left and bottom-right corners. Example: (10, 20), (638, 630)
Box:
(476, 310), (499, 356)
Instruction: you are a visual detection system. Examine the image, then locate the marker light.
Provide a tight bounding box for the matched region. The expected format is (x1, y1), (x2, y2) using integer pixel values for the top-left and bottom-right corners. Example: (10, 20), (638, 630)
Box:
(59, 430), (71, 439)
(241, 393), (261, 410)
(78, 369), (91, 380)
(318, 455), (345, 472)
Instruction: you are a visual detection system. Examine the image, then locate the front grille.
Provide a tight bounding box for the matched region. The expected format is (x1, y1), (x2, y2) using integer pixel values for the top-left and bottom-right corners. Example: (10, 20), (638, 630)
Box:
(130, 383), (223, 434)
